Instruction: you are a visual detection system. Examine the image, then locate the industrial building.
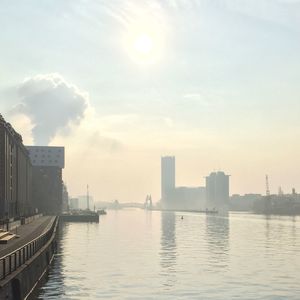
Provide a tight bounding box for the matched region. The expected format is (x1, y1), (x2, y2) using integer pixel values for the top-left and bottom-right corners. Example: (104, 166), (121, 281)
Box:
(26, 146), (65, 215)
(0, 114), (33, 220)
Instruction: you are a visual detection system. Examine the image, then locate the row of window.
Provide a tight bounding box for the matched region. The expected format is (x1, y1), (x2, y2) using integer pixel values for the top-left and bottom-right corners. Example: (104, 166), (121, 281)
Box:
(32, 154), (61, 158)
(28, 148), (62, 153)
(32, 160), (59, 164)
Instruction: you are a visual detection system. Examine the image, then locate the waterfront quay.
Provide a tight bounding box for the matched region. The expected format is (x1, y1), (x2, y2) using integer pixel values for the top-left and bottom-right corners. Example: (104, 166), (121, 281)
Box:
(60, 211), (99, 223)
(0, 215), (58, 300)
(0, 114), (66, 299)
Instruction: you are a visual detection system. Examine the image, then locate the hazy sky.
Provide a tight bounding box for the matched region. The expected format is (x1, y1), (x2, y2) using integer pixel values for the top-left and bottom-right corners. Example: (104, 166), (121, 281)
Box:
(1, 0), (300, 202)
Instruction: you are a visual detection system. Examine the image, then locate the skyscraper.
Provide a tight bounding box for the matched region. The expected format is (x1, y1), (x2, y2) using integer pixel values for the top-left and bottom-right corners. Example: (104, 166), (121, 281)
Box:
(161, 156), (175, 206)
(205, 171), (230, 208)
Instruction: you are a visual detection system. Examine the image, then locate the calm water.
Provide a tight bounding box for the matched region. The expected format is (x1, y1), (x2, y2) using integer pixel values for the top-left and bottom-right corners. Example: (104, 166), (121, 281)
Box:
(38, 210), (300, 299)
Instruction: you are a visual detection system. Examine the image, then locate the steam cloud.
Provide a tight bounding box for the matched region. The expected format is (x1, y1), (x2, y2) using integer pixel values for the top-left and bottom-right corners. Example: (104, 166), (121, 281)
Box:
(16, 74), (88, 145)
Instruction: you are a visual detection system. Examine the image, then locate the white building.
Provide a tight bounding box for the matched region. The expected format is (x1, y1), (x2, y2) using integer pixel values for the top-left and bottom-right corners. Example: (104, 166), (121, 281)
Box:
(78, 195), (94, 210)
(69, 198), (79, 210)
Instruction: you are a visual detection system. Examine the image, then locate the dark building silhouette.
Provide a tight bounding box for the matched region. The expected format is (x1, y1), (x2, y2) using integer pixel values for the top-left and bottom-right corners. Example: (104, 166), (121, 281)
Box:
(26, 146), (65, 215)
(206, 171), (230, 208)
(0, 114), (32, 220)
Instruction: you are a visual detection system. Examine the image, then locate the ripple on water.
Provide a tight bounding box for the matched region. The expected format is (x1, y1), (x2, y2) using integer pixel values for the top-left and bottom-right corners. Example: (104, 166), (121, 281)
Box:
(38, 211), (300, 299)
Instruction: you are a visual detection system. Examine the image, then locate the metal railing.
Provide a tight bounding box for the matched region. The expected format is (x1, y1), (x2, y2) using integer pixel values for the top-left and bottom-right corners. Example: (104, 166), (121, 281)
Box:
(0, 216), (58, 280)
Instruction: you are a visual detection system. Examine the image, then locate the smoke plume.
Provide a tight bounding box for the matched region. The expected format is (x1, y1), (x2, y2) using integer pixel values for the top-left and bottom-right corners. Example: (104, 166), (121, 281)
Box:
(16, 74), (88, 145)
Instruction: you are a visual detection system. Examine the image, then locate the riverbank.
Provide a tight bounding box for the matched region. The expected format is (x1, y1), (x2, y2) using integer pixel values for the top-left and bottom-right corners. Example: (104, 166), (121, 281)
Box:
(0, 216), (58, 300)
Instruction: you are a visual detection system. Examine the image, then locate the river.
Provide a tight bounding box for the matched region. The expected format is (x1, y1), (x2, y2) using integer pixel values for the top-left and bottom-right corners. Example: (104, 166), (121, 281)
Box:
(37, 209), (300, 299)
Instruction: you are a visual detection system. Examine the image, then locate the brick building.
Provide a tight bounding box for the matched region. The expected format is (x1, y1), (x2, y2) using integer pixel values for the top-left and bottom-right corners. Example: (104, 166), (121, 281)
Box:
(0, 114), (32, 220)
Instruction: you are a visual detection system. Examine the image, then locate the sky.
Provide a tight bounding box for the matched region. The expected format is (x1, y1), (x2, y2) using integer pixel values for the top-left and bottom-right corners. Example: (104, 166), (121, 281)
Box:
(1, 0), (300, 203)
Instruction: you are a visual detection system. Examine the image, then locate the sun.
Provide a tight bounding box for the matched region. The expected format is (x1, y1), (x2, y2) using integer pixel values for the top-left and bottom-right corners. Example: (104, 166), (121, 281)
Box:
(133, 34), (154, 55)
(124, 28), (164, 66)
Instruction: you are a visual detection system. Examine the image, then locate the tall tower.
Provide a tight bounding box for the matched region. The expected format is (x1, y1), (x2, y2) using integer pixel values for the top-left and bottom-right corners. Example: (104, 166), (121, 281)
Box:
(161, 156), (175, 206)
(205, 171), (229, 208)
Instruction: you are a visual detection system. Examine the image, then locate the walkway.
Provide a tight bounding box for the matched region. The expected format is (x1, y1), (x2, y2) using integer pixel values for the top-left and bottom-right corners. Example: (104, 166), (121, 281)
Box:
(0, 216), (56, 258)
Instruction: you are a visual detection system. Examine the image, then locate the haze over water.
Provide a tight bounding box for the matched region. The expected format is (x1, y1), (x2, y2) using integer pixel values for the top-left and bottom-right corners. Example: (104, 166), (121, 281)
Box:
(38, 210), (300, 299)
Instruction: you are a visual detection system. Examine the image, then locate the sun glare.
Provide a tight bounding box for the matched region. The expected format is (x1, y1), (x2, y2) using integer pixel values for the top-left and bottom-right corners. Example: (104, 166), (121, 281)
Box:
(124, 25), (164, 66)
(134, 34), (154, 55)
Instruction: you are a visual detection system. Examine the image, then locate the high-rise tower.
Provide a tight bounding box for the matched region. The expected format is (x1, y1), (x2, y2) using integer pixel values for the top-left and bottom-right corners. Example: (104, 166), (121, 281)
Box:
(205, 171), (230, 208)
(161, 156), (175, 205)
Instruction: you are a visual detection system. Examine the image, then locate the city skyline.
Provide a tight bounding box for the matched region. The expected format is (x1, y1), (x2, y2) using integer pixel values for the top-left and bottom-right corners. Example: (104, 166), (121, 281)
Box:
(1, 1), (300, 202)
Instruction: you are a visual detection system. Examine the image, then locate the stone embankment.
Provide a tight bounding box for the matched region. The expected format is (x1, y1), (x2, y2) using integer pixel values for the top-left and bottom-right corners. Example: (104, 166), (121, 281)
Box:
(0, 216), (58, 300)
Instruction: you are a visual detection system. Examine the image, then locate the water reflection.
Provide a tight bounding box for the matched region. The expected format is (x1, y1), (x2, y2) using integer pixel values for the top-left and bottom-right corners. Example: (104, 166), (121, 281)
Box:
(205, 212), (229, 269)
(160, 212), (177, 288)
(36, 211), (300, 300)
(37, 223), (67, 299)
(264, 215), (299, 251)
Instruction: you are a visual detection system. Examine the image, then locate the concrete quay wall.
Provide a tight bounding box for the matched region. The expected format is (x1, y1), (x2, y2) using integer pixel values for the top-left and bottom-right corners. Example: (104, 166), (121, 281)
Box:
(0, 217), (58, 300)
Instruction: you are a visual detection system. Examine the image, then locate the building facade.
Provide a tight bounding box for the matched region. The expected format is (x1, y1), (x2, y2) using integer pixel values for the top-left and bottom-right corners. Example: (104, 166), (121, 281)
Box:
(169, 186), (206, 210)
(26, 146), (65, 215)
(0, 114), (32, 220)
(77, 195), (94, 210)
(161, 156), (175, 207)
(69, 198), (79, 210)
(205, 171), (230, 208)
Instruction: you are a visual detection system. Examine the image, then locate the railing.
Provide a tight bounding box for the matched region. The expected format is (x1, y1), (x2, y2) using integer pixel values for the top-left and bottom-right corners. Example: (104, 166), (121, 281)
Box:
(0, 216), (58, 280)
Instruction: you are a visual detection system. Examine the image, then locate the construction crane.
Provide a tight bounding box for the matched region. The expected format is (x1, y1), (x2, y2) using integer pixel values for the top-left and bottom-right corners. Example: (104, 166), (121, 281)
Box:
(87, 184), (90, 211)
(265, 175), (270, 196)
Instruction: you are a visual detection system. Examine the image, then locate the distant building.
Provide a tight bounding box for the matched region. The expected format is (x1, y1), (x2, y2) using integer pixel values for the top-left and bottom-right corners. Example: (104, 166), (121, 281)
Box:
(230, 194), (261, 211)
(161, 156), (206, 210)
(253, 193), (300, 215)
(78, 195), (94, 210)
(161, 156), (175, 207)
(205, 171), (230, 208)
(26, 146), (65, 215)
(69, 198), (79, 210)
(169, 186), (206, 210)
(0, 114), (32, 219)
(62, 183), (69, 212)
